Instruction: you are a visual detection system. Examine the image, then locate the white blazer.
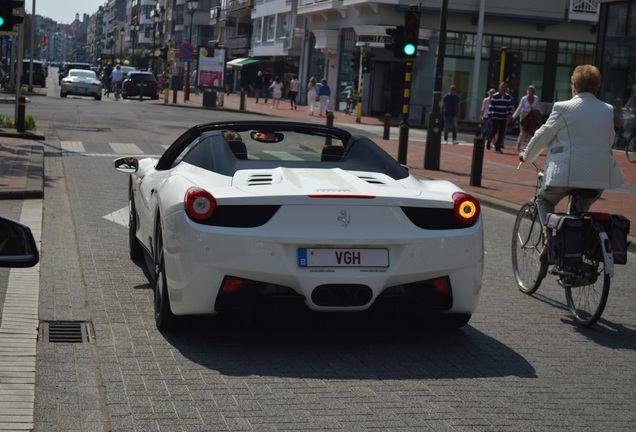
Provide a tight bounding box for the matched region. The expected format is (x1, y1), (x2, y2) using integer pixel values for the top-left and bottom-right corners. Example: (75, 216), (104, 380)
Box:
(523, 92), (624, 189)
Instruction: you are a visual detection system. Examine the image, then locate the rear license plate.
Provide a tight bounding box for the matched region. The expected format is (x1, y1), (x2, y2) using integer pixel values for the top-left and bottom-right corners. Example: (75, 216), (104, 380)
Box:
(298, 248), (389, 268)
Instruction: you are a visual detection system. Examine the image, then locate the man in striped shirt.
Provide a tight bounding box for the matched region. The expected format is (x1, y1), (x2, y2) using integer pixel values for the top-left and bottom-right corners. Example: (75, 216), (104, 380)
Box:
(487, 82), (514, 153)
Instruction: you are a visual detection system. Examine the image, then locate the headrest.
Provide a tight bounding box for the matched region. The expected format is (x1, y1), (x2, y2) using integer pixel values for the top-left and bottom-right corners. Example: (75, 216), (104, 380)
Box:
(321, 145), (345, 162)
(227, 140), (247, 160)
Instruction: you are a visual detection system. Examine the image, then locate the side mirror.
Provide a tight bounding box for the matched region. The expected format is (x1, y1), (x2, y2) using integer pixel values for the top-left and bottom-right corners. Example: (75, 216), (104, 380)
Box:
(113, 157), (139, 173)
(0, 216), (39, 268)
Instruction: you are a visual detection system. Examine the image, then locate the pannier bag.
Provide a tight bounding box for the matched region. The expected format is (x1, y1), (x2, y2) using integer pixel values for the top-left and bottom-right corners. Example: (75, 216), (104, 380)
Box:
(545, 213), (584, 267)
(594, 214), (630, 265)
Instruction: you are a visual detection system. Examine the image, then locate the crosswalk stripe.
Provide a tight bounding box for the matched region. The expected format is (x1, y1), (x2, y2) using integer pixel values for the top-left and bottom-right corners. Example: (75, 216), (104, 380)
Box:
(109, 143), (143, 154)
(60, 141), (86, 154)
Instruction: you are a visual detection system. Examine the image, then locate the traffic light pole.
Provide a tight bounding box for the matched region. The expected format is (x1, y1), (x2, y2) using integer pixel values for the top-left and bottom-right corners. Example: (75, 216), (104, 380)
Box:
(397, 59), (413, 165)
(164, 42), (171, 104)
(424, 0), (448, 171)
(355, 48), (365, 124)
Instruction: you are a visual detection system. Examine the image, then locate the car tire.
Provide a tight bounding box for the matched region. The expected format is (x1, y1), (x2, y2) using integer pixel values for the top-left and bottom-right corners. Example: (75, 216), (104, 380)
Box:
(95, 93), (102, 101)
(154, 226), (177, 330)
(129, 192), (144, 261)
(60, 91), (66, 98)
(122, 92), (127, 99)
(435, 313), (471, 329)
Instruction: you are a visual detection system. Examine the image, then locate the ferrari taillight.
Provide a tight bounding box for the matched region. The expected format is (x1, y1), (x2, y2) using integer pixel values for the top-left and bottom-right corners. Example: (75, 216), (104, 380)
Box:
(452, 192), (480, 223)
(184, 187), (216, 220)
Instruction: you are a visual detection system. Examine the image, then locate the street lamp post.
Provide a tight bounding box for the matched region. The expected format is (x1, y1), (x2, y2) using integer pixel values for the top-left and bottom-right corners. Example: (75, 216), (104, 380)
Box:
(131, 24), (140, 67)
(119, 27), (124, 63)
(151, 10), (160, 75)
(185, 0), (199, 101)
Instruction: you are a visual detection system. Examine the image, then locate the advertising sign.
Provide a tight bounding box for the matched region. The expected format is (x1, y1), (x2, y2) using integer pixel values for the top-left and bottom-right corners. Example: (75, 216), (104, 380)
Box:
(196, 47), (225, 90)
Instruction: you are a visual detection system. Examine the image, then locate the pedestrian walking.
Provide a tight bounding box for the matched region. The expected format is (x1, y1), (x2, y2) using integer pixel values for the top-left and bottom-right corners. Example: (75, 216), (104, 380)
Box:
(269, 76), (283, 109)
(487, 82), (515, 153)
(318, 78), (331, 116)
(441, 84), (461, 144)
(225, 70), (234, 95)
(253, 71), (264, 103)
(481, 88), (495, 139)
(263, 69), (273, 104)
(513, 85), (541, 151)
(307, 77), (318, 115)
(288, 75), (300, 109)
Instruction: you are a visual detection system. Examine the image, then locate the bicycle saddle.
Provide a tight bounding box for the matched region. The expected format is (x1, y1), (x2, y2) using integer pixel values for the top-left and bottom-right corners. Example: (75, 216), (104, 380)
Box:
(568, 189), (600, 198)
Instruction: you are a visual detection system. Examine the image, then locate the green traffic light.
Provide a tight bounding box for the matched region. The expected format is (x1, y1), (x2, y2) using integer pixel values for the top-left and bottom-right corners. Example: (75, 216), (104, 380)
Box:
(403, 43), (416, 56)
(0, 17), (5, 27)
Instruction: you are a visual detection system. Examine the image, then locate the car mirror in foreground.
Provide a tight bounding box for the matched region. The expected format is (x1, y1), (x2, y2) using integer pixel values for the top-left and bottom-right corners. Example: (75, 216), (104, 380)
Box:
(113, 157), (139, 173)
(0, 216), (39, 268)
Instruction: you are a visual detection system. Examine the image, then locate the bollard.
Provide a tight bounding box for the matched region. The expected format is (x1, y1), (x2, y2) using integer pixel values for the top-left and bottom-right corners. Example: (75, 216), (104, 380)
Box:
(326, 110), (334, 127)
(397, 122), (409, 165)
(172, 88), (178, 104)
(383, 113), (391, 140)
(325, 110), (334, 146)
(16, 96), (26, 133)
(240, 90), (246, 111)
(470, 132), (485, 187)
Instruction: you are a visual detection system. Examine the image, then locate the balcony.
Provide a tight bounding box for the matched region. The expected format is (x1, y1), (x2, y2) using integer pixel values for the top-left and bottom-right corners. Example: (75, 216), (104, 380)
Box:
(227, 0), (253, 13)
(568, 0), (599, 22)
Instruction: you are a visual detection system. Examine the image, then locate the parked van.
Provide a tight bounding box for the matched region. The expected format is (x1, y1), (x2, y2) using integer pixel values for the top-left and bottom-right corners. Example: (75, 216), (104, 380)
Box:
(21, 60), (47, 88)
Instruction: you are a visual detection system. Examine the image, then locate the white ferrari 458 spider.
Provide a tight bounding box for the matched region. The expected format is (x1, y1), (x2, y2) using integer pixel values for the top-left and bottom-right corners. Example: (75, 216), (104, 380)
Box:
(114, 121), (484, 329)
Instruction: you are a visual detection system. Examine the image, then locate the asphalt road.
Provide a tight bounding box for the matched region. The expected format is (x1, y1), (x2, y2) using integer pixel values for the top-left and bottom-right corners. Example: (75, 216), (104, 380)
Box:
(2, 80), (636, 431)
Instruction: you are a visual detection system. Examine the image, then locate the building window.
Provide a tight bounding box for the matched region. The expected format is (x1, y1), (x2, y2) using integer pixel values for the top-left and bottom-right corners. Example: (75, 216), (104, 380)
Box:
(253, 18), (262, 43)
(557, 41), (595, 66)
(265, 16), (276, 41)
(277, 13), (289, 39)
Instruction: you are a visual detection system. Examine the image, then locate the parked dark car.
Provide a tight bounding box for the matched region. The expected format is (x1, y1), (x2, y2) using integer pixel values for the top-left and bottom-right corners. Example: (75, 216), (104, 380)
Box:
(21, 60), (47, 88)
(58, 62), (91, 84)
(122, 72), (159, 99)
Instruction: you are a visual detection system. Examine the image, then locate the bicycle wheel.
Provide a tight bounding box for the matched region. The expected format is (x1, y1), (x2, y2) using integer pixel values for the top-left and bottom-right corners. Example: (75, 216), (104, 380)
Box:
(564, 224), (610, 327)
(511, 202), (548, 294)
(626, 134), (636, 163)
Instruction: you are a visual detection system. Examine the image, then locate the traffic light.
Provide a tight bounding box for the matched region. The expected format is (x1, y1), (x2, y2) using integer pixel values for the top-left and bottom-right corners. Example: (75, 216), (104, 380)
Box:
(159, 46), (168, 62)
(385, 26), (405, 59)
(403, 6), (420, 58)
(0, 1), (25, 32)
(362, 51), (374, 72)
(351, 49), (360, 72)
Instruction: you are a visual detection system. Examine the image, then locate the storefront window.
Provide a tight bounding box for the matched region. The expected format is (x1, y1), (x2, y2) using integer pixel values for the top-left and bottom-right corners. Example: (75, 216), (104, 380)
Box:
(606, 2), (628, 36)
(629, 2), (636, 35)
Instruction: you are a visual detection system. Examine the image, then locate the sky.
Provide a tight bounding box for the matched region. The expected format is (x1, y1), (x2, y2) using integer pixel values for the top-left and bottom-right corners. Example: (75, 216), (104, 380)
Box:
(26, 0), (105, 25)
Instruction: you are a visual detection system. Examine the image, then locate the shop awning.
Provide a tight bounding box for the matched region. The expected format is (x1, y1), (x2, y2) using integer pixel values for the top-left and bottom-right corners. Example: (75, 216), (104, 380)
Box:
(227, 58), (260, 68)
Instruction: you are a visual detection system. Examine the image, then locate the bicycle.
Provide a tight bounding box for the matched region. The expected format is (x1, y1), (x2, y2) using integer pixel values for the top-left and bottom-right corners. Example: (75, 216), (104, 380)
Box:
(113, 81), (122, 101)
(344, 92), (358, 115)
(511, 162), (621, 326)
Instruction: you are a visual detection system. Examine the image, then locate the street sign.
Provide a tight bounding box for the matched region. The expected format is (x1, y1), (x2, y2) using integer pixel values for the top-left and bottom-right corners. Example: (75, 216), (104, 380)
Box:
(179, 42), (194, 59)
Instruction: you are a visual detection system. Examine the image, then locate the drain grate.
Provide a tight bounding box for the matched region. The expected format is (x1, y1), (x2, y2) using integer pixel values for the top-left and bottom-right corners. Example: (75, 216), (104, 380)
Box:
(39, 321), (92, 343)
